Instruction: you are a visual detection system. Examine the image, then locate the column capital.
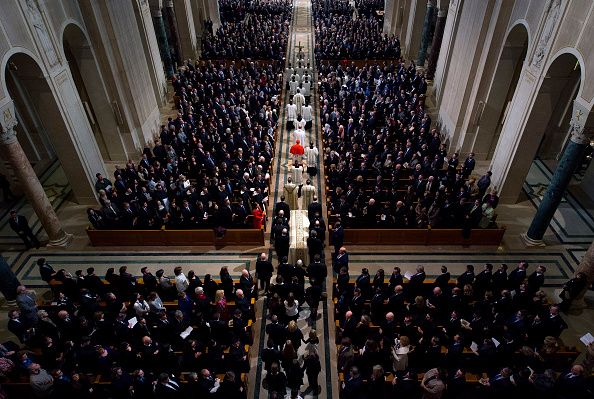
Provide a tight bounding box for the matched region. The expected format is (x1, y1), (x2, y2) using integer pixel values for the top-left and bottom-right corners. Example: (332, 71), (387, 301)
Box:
(0, 101), (18, 145)
(149, 0), (163, 16)
(569, 100), (592, 145)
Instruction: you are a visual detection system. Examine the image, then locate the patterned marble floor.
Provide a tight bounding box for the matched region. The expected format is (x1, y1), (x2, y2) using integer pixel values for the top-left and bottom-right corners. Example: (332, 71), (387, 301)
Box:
(0, 160), (71, 248)
(524, 159), (594, 245)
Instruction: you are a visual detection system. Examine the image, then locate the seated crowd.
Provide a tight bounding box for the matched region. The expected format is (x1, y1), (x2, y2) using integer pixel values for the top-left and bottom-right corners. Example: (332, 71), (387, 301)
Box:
(334, 262), (593, 398)
(88, 60), (283, 230)
(4, 259), (256, 398)
(201, 0), (291, 60)
(319, 61), (498, 229)
(355, 0), (386, 18)
(219, 0), (293, 23)
(313, 0), (400, 60)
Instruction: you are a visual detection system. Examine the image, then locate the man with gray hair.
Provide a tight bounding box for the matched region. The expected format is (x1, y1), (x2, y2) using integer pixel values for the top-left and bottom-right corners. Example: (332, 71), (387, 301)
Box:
(29, 363), (53, 398)
(255, 253), (273, 294)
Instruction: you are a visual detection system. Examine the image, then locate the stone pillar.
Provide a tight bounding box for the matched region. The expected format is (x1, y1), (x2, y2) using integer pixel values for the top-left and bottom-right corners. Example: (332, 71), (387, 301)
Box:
(404, 0), (427, 61)
(163, 0), (182, 66)
(522, 101), (592, 245)
(206, 0), (221, 32)
(0, 101), (72, 248)
(417, 0), (436, 66)
(383, 0), (398, 35)
(426, 5), (447, 80)
(576, 241), (594, 284)
(151, 5), (175, 77)
(173, 0), (198, 60)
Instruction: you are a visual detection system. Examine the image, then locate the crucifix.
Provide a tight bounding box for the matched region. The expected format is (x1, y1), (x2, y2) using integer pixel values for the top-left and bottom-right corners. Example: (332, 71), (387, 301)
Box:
(575, 109), (584, 121)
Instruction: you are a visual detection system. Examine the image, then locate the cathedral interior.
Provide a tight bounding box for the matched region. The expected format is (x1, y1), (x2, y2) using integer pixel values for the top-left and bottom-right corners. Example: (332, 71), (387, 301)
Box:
(0, 0), (594, 398)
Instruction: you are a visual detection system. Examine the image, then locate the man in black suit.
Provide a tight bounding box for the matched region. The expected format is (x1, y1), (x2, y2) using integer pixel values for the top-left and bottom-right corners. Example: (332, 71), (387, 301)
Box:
(527, 265), (546, 293)
(492, 264), (508, 294)
(457, 264), (475, 289)
(154, 372), (182, 398)
(265, 315), (286, 349)
(342, 366), (364, 399)
(308, 196), (322, 221)
(307, 230), (323, 262)
(255, 253), (273, 293)
(275, 228), (290, 261)
(543, 305), (568, 338)
(508, 261), (528, 292)
(334, 246), (349, 274)
(7, 309), (30, 343)
(274, 195), (291, 222)
(408, 265), (426, 300)
(331, 221), (344, 256)
(307, 255), (327, 287)
(434, 266), (451, 291)
(556, 365), (586, 399)
(8, 210), (39, 249)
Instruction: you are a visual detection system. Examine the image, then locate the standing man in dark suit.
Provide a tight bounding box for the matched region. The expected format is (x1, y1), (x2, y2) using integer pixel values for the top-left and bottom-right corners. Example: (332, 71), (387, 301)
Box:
(9, 210), (39, 249)
(434, 266), (451, 291)
(528, 265), (546, 293)
(331, 221), (344, 257)
(307, 196), (322, 221)
(334, 246), (349, 274)
(408, 265), (426, 300)
(508, 261), (528, 292)
(274, 195), (291, 222)
(255, 253), (273, 294)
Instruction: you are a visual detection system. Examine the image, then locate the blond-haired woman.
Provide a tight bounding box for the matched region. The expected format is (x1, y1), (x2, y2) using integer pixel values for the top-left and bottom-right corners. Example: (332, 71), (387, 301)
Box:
(215, 289), (228, 320)
(391, 335), (411, 372)
(285, 320), (304, 352)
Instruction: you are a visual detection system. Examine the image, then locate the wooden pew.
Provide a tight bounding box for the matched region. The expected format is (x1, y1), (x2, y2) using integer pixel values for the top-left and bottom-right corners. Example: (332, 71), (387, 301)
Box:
(328, 226), (506, 246)
(87, 226), (265, 247)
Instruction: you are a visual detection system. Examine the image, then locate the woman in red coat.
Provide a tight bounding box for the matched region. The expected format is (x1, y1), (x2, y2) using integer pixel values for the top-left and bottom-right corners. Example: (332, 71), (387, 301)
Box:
(252, 203), (265, 229)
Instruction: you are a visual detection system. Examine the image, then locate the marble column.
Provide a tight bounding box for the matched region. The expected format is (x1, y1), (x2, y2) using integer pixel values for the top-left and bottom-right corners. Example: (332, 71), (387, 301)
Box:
(163, 0), (182, 66)
(417, 0), (436, 66)
(426, 5), (447, 80)
(404, 0), (427, 61)
(0, 102), (73, 248)
(576, 241), (594, 285)
(206, 0), (221, 32)
(151, 6), (175, 77)
(523, 102), (591, 245)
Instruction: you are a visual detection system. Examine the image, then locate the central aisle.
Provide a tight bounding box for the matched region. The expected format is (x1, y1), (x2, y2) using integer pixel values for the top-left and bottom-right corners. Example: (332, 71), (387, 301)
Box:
(252, 0), (337, 398)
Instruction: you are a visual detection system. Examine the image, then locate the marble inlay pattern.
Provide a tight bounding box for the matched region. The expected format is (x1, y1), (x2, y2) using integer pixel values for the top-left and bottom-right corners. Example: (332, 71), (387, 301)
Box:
(524, 159), (594, 244)
(0, 160), (71, 247)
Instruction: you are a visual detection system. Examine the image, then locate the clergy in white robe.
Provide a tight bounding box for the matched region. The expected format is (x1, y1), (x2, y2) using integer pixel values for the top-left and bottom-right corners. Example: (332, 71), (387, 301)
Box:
(304, 143), (319, 176)
(293, 89), (305, 117)
(291, 164), (304, 187)
(286, 100), (297, 128)
(302, 104), (313, 129)
(302, 78), (311, 97)
(289, 78), (299, 95)
(294, 127), (306, 146)
(283, 178), (299, 210)
(302, 180), (316, 210)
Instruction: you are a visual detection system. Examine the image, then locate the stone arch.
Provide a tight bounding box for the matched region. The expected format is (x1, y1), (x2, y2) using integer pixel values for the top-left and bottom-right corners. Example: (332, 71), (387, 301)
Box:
(61, 22), (128, 161)
(534, 51), (581, 160)
(471, 22), (529, 160)
(4, 51), (104, 204)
